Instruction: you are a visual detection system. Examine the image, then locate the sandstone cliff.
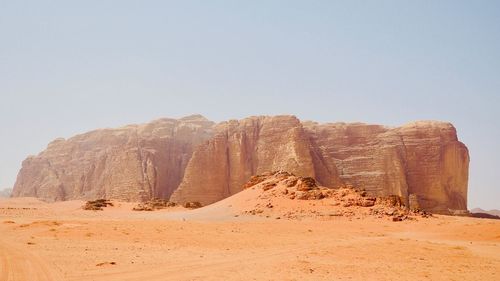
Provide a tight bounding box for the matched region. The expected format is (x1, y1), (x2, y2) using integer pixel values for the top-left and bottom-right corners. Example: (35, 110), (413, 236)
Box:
(169, 116), (316, 204)
(12, 115), (469, 214)
(12, 115), (215, 201)
(170, 117), (469, 214)
(303, 120), (469, 213)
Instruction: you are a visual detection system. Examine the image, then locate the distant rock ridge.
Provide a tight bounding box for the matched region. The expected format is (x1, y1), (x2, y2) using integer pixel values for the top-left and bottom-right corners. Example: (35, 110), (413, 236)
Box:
(470, 208), (500, 217)
(12, 115), (469, 214)
(0, 188), (12, 198)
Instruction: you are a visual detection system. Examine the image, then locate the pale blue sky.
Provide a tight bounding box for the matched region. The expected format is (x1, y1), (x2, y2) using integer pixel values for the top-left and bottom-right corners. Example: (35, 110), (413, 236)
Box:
(1, 1), (499, 209)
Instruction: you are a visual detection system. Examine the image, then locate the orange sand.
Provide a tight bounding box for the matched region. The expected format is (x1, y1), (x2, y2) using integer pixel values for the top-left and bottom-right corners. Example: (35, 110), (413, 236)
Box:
(0, 197), (499, 281)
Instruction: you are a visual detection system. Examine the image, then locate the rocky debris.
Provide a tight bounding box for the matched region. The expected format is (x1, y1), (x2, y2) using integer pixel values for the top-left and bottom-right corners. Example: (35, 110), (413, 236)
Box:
(376, 195), (405, 208)
(244, 208), (264, 215)
(96, 262), (116, 267)
(284, 177), (298, 187)
(240, 172), (433, 221)
(262, 181), (277, 191)
(13, 115), (469, 214)
(370, 204), (433, 221)
(83, 199), (114, 211)
(391, 214), (408, 222)
(184, 201), (203, 209)
(296, 189), (326, 200)
(132, 199), (177, 211)
(360, 198), (376, 207)
(243, 174), (271, 189)
(296, 177), (317, 191)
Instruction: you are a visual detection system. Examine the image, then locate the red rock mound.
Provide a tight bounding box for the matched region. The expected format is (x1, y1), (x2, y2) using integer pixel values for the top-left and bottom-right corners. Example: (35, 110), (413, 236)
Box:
(237, 171), (431, 221)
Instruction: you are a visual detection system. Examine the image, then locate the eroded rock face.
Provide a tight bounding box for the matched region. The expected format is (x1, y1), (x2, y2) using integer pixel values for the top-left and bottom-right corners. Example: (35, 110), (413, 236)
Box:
(303, 121), (469, 213)
(171, 117), (469, 214)
(12, 115), (469, 214)
(169, 116), (315, 204)
(12, 115), (215, 201)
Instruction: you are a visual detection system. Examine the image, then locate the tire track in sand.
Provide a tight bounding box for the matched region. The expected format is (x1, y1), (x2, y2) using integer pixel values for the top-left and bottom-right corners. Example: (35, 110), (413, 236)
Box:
(0, 239), (63, 281)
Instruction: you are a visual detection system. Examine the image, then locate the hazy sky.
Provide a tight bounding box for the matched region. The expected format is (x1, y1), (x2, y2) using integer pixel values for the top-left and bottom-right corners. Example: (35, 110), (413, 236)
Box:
(1, 1), (499, 209)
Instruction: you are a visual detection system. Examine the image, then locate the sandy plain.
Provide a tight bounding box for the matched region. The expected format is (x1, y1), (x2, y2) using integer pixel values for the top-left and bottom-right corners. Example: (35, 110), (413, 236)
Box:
(0, 197), (499, 281)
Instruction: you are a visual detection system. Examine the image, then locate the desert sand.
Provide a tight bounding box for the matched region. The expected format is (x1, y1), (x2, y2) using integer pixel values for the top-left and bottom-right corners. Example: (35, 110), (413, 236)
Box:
(0, 194), (499, 281)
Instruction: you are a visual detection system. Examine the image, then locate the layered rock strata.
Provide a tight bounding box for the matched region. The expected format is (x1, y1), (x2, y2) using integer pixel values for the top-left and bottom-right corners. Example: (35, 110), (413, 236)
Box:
(12, 115), (215, 201)
(12, 115), (469, 213)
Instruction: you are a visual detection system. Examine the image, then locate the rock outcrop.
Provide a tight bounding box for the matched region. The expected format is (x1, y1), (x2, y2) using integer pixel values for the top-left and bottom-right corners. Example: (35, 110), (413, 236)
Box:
(12, 115), (469, 214)
(170, 116), (315, 204)
(171, 117), (469, 214)
(227, 171), (432, 221)
(302, 120), (469, 213)
(12, 115), (215, 201)
(0, 188), (12, 198)
(470, 208), (500, 220)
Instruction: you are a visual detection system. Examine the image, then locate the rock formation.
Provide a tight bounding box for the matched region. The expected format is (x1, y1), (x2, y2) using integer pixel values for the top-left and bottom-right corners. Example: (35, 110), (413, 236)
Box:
(301, 120), (469, 213)
(12, 115), (469, 214)
(0, 188), (12, 198)
(170, 116), (316, 205)
(12, 115), (215, 201)
(219, 171), (433, 221)
(470, 208), (500, 218)
(171, 116), (469, 213)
